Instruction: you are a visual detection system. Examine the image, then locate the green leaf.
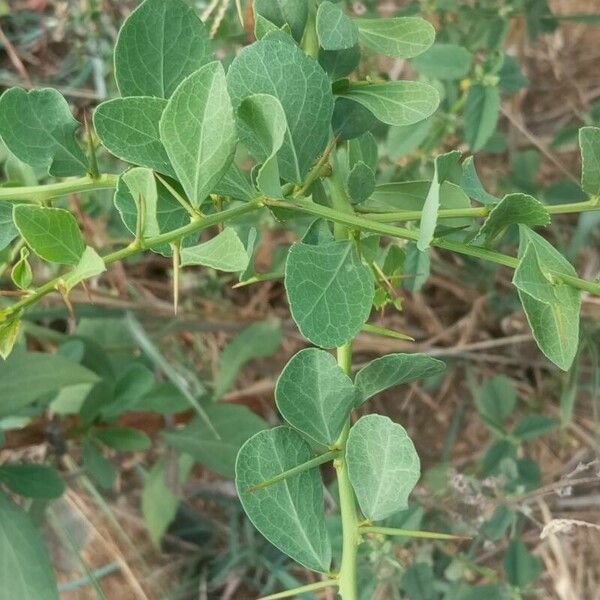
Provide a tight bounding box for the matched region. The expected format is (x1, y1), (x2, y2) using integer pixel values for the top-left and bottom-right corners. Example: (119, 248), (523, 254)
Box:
(461, 156), (498, 205)
(355, 353), (445, 405)
(0, 88), (87, 176)
(142, 455), (193, 547)
(13, 205), (85, 265)
(11, 247), (33, 290)
(82, 440), (116, 489)
(503, 539), (541, 588)
(403, 243), (430, 293)
(337, 81), (439, 127)
(387, 118), (433, 161)
(0, 317), (21, 360)
(513, 227), (581, 370)
(332, 97), (379, 140)
(114, 173), (191, 257)
(93, 97), (174, 176)
(402, 563), (437, 600)
(512, 415), (557, 441)
(276, 348), (356, 446)
(476, 375), (517, 431)
(348, 132), (378, 171)
(346, 161), (375, 204)
(160, 62), (236, 207)
(227, 32), (334, 183)
(0, 203), (18, 251)
(253, 0), (308, 43)
(121, 167), (160, 238)
(95, 426), (151, 451)
(161, 404), (267, 478)
(481, 506), (516, 541)
(0, 350), (98, 417)
(316, 1), (358, 51)
(0, 491), (59, 600)
(285, 240), (374, 348)
(355, 17), (435, 58)
(346, 415), (420, 521)
(237, 94), (286, 198)
(417, 151), (461, 251)
(180, 227), (249, 272)
(114, 0), (212, 98)
(464, 84), (501, 152)
(236, 426), (332, 572)
(410, 43), (472, 80)
(0, 464), (65, 499)
(319, 45), (361, 81)
(61, 246), (106, 292)
(214, 319), (282, 398)
(579, 126), (600, 196)
(477, 193), (550, 242)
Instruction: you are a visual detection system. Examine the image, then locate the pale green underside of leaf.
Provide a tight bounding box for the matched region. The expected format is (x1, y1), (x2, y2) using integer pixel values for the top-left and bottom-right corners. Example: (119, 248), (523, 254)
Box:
(121, 167), (161, 238)
(285, 240), (374, 348)
(461, 156), (499, 205)
(0, 87), (87, 177)
(0, 492), (59, 600)
(464, 84), (501, 152)
(160, 61), (237, 207)
(0, 318), (21, 360)
(513, 227), (581, 370)
(13, 205), (85, 265)
(235, 426), (332, 572)
(237, 93), (287, 198)
(0, 350), (99, 417)
(161, 404), (267, 478)
(346, 415), (420, 521)
(180, 227), (249, 272)
(337, 81), (440, 127)
(0, 203), (18, 251)
(114, 0), (213, 98)
(317, 1), (358, 51)
(355, 17), (435, 59)
(355, 353), (446, 405)
(579, 126), (600, 196)
(114, 173), (191, 257)
(227, 32), (334, 183)
(94, 97), (175, 177)
(61, 246), (106, 292)
(276, 348), (357, 446)
(477, 193), (550, 242)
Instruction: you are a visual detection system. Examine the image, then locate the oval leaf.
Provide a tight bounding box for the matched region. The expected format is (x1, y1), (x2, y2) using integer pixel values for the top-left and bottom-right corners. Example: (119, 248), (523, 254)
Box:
(0, 465), (65, 499)
(285, 240), (374, 348)
(317, 1), (358, 51)
(94, 97), (174, 176)
(160, 61), (237, 207)
(355, 353), (446, 405)
(276, 348), (357, 446)
(337, 81), (439, 127)
(227, 32), (334, 183)
(13, 205), (85, 265)
(346, 414), (420, 521)
(464, 84), (500, 152)
(235, 426), (332, 572)
(114, 0), (213, 98)
(355, 17), (435, 59)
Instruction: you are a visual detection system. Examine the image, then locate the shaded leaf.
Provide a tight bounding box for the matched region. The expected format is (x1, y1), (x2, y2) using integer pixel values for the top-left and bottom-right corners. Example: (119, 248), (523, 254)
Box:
(579, 126), (600, 196)
(0, 464), (65, 499)
(512, 415), (557, 441)
(503, 539), (541, 588)
(235, 426), (332, 572)
(253, 0), (308, 43)
(464, 84), (501, 152)
(411, 43), (472, 80)
(95, 426), (151, 451)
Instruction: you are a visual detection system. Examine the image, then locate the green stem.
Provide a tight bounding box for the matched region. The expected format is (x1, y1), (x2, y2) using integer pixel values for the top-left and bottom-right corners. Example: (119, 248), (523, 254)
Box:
(259, 579), (339, 600)
(262, 197), (600, 295)
(246, 449), (340, 493)
(2, 201), (263, 318)
(0, 174), (119, 203)
(360, 526), (469, 540)
(361, 197), (600, 223)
